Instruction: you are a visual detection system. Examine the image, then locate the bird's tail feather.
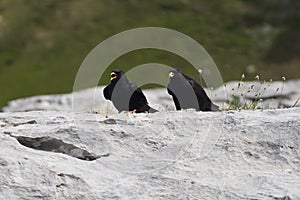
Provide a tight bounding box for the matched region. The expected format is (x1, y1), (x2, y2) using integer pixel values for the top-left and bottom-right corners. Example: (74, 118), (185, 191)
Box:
(211, 103), (220, 112)
(148, 107), (158, 113)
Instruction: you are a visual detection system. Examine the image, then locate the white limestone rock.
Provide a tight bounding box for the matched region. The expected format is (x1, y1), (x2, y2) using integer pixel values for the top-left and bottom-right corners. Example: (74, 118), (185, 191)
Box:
(0, 108), (299, 199)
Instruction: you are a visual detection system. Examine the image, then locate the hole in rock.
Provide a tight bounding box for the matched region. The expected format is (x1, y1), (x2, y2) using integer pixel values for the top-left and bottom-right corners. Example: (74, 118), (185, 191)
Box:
(13, 135), (108, 161)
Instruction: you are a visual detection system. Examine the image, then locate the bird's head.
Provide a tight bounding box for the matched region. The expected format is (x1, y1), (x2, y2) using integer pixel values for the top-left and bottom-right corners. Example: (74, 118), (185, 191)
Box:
(110, 69), (125, 81)
(168, 68), (182, 79)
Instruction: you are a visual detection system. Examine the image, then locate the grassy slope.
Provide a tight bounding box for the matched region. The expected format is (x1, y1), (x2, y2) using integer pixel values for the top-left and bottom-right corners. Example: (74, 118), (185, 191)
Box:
(0, 0), (299, 108)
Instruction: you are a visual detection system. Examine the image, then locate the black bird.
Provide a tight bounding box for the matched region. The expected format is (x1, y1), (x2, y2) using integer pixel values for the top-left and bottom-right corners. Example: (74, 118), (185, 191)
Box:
(103, 69), (158, 113)
(167, 68), (219, 111)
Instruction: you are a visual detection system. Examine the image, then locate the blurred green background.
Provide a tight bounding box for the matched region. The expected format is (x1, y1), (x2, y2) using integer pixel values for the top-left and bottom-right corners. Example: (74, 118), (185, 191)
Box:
(0, 0), (299, 108)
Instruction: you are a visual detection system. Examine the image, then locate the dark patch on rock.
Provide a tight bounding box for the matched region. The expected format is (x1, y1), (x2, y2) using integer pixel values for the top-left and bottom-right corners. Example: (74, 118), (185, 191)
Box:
(11, 135), (108, 161)
(102, 118), (118, 124)
(3, 131), (12, 136)
(100, 118), (133, 125)
(0, 120), (37, 127)
(257, 141), (281, 150)
(57, 173), (81, 180)
(56, 183), (67, 188)
(145, 139), (167, 150)
(273, 195), (291, 200)
(244, 151), (260, 159)
(0, 158), (8, 166)
(56, 127), (79, 134)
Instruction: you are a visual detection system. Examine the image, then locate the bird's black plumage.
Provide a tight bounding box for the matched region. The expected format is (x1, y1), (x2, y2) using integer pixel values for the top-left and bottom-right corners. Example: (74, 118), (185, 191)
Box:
(167, 68), (219, 111)
(103, 69), (157, 113)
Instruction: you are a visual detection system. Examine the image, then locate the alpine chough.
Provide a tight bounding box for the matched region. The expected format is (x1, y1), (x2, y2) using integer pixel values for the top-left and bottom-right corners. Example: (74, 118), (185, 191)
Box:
(103, 69), (158, 113)
(167, 68), (219, 111)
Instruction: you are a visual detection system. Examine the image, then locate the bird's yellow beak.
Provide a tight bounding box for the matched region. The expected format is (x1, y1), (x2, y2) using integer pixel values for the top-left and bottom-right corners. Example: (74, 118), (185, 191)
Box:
(169, 72), (174, 78)
(110, 72), (117, 80)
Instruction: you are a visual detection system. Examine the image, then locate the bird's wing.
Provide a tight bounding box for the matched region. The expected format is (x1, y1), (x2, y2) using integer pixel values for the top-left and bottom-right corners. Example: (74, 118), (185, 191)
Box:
(184, 74), (210, 100)
(103, 85), (111, 100)
(184, 74), (219, 111)
(128, 80), (149, 104)
(131, 86), (148, 104)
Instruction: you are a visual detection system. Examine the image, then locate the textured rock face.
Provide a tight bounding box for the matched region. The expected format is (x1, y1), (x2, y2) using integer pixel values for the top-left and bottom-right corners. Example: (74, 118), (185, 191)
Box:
(2, 80), (300, 113)
(0, 109), (299, 199)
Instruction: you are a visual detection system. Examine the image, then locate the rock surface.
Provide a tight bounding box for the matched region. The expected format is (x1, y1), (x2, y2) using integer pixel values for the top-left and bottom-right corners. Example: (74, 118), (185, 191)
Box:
(2, 80), (300, 113)
(0, 108), (299, 199)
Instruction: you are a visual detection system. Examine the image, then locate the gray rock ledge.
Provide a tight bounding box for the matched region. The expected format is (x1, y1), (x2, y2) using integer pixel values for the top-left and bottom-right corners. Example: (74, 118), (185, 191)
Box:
(0, 108), (299, 199)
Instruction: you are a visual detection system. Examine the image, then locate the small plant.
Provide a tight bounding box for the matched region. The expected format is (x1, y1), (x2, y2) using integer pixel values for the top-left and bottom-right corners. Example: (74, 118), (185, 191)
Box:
(225, 74), (286, 110)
